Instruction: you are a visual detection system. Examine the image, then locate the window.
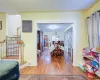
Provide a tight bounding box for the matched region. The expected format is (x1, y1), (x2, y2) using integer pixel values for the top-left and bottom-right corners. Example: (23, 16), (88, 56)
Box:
(86, 11), (100, 48)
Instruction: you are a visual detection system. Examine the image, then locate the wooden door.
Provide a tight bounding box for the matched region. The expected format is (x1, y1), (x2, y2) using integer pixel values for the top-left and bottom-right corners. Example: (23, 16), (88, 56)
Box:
(37, 30), (44, 52)
(44, 35), (48, 47)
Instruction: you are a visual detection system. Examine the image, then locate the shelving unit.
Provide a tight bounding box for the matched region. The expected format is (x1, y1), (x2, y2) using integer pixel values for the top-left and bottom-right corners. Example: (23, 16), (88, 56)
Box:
(82, 48), (100, 78)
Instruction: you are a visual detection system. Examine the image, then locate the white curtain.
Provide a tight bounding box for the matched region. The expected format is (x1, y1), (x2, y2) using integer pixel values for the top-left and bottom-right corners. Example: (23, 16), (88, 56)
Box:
(86, 11), (100, 48)
(96, 11), (100, 47)
(92, 13), (98, 48)
(87, 16), (93, 48)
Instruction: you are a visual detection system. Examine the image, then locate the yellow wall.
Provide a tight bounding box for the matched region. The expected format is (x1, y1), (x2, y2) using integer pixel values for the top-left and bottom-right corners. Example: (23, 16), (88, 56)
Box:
(85, 0), (100, 17)
(0, 13), (6, 41)
(21, 11), (88, 66)
(74, 0), (100, 65)
(79, 0), (100, 64)
(0, 13), (6, 58)
(83, 0), (100, 47)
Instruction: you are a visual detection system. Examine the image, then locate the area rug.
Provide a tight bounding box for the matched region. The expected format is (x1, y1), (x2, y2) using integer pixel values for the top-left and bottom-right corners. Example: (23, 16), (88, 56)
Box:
(19, 75), (86, 80)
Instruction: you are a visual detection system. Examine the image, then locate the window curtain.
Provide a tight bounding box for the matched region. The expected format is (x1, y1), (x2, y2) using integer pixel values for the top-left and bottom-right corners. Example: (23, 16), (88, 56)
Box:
(97, 11), (100, 47)
(86, 11), (100, 48)
(87, 16), (93, 48)
(92, 13), (97, 48)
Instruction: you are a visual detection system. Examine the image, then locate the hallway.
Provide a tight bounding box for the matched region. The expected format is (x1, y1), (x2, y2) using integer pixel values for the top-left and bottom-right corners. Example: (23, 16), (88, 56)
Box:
(20, 48), (88, 77)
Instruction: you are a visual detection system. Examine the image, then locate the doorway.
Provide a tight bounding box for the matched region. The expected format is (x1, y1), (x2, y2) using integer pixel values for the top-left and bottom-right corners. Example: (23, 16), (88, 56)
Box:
(36, 23), (74, 64)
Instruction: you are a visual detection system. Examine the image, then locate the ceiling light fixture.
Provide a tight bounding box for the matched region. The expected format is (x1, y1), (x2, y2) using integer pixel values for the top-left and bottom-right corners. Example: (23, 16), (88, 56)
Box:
(16, 15), (20, 16)
(48, 25), (59, 30)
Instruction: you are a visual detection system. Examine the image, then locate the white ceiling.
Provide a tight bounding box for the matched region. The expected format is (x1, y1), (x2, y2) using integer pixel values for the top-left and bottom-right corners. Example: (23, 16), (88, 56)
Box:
(38, 23), (72, 32)
(0, 0), (98, 14)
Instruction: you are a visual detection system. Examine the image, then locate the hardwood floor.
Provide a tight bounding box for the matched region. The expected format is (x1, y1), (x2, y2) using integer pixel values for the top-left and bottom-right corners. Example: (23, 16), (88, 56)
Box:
(20, 48), (99, 80)
(3, 56), (19, 59)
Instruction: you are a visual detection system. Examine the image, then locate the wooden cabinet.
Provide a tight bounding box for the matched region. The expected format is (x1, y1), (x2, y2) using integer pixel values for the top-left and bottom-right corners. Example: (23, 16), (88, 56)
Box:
(37, 30), (44, 53)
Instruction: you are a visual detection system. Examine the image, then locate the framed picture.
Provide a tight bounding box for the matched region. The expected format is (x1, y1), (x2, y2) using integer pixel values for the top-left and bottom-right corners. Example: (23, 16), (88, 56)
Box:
(22, 20), (32, 32)
(0, 21), (2, 30)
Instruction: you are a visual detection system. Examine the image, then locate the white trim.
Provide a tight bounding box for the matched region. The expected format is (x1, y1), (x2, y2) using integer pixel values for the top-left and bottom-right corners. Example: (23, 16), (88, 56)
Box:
(64, 24), (77, 66)
(64, 24), (73, 32)
(19, 63), (28, 69)
(34, 20), (77, 66)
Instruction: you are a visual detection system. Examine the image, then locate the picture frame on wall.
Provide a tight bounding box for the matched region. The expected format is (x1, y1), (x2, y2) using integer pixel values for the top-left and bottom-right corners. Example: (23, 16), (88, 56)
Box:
(0, 21), (2, 30)
(22, 20), (32, 32)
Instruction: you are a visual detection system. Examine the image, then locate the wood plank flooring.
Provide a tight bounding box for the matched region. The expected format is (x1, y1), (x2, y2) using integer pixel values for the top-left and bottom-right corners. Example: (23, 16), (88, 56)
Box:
(20, 48), (99, 80)
(3, 55), (19, 59)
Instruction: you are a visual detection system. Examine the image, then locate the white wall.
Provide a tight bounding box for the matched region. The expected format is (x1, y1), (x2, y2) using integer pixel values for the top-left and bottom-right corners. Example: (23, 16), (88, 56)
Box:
(43, 31), (64, 42)
(37, 26), (40, 30)
(43, 31), (64, 49)
(6, 15), (21, 36)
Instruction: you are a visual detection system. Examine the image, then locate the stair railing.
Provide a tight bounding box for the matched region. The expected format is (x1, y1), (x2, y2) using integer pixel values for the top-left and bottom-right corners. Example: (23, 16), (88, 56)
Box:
(17, 27), (26, 64)
(0, 40), (5, 60)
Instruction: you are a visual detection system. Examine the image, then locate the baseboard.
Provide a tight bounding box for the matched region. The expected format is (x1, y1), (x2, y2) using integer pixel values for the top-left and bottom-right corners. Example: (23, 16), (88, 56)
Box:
(19, 63), (28, 69)
(19, 62), (37, 69)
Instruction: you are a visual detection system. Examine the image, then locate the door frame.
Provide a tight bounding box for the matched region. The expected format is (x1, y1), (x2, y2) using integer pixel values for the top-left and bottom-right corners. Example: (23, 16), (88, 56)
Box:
(34, 20), (76, 66)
